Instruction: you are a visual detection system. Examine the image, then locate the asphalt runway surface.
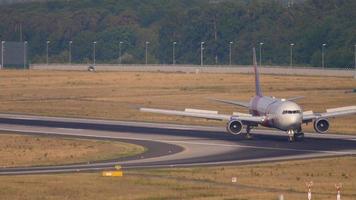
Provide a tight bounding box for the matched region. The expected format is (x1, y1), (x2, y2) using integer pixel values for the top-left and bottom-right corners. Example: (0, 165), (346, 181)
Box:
(0, 113), (355, 175)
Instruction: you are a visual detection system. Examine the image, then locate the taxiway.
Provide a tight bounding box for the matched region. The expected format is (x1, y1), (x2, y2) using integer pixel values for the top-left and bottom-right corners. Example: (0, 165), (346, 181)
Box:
(0, 113), (355, 175)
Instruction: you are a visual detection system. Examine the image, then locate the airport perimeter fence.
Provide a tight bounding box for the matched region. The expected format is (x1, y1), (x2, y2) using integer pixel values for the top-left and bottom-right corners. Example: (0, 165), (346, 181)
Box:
(0, 40), (355, 78)
(31, 63), (356, 78)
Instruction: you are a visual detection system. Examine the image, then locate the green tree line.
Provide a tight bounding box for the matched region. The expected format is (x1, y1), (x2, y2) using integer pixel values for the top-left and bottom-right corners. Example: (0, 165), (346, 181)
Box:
(0, 0), (355, 68)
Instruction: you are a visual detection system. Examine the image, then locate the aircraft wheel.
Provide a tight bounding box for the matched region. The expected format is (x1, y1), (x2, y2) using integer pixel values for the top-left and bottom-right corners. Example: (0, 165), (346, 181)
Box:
(288, 135), (295, 142)
(294, 132), (305, 141)
(245, 133), (253, 140)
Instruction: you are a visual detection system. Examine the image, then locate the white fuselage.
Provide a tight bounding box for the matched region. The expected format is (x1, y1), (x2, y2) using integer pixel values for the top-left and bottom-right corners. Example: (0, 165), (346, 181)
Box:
(249, 96), (302, 131)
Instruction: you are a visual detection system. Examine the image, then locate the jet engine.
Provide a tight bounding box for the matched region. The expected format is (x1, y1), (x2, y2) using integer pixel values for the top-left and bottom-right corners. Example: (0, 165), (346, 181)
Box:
(227, 120), (243, 135)
(313, 118), (329, 133)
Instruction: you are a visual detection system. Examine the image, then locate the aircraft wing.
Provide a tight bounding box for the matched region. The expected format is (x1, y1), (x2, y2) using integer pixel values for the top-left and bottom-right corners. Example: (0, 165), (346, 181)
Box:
(140, 107), (264, 123)
(303, 106), (356, 122)
(208, 98), (250, 108)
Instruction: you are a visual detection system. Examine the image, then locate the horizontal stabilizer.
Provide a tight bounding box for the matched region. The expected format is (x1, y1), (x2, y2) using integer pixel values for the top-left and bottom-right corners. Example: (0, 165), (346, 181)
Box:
(287, 96), (305, 101)
(208, 98), (250, 108)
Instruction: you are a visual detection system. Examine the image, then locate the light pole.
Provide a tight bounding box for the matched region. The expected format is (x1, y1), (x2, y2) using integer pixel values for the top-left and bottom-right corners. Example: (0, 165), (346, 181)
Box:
(24, 41), (27, 69)
(229, 41), (233, 65)
(93, 41), (97, 66)
(322, 43), (326, 69)
(119, 41), (123, 64)
(290, 43), (294, 68)
(46, 40), (50, 65)
(1, 41), (4, 69)
(200, 42), (205, 66)
(145, 41), (149, 65)
(354, 44), (356, 79)
(259, 42), (264, 67)
(69, 41), (72, 65)
(172, 41), (177, 65)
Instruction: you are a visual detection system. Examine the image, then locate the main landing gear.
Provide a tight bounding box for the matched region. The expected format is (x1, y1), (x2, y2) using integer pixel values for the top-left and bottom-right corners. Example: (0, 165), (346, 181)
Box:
(287, 129), (304, 142)
(245, 125), (253, 139)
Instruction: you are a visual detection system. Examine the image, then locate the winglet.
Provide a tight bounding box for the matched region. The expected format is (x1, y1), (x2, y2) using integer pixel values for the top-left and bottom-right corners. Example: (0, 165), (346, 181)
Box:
(253, 48), (262, 96)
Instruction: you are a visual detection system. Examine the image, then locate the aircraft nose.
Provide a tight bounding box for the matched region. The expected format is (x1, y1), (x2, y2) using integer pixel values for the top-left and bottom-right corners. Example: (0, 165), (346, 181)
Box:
(289, 114), (302, 129)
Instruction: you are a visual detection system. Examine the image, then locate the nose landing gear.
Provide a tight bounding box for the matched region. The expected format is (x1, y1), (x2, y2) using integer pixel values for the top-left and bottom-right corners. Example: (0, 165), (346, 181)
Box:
(287, 129), (304, 142)
(294, 131), (305, 141)
(287, 129), (295, 142)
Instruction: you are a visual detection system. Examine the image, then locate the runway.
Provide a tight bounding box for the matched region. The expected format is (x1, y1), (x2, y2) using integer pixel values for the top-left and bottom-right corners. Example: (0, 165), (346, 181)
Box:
(0, 113), (355, 175)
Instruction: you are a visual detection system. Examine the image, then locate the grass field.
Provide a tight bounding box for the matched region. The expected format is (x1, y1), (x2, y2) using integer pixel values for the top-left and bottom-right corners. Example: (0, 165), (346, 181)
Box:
(0, 70), (355, 200)
(0, 132), (145, 167)
(0, 70), (355, 134)
(0, 156), (354, 200)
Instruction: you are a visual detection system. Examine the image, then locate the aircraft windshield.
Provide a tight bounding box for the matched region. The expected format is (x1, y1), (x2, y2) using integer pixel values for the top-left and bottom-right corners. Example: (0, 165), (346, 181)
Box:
(282, 110), (301, 114)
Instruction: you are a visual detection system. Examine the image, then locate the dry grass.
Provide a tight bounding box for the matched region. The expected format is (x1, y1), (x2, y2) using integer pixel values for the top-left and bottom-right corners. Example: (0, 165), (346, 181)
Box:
(0, 70), (355, 134)
(0, 132), (145, 167)
(0, 156), (355, 200)
(0, 70), (355, 199)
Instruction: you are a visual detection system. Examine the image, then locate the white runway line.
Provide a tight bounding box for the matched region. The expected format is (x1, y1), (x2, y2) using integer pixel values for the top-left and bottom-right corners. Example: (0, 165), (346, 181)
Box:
(166, 140), (356, 155)
(55, 128), (84, 132)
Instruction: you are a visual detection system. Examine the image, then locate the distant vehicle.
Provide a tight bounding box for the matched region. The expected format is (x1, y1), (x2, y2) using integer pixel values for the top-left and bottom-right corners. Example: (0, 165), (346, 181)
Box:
(141, 48), (356, 142)
(88, 65), (96, 72)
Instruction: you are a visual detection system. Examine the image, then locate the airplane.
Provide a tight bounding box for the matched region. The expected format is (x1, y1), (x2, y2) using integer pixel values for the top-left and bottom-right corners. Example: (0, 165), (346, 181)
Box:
(140, 48), (356, 142)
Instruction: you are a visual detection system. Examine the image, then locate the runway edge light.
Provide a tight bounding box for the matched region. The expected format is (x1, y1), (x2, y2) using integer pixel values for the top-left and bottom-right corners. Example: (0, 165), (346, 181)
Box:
(102, 171), (123, 177)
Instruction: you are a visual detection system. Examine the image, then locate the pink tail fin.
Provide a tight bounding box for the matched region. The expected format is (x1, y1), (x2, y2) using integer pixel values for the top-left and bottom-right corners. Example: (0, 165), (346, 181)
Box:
(253, 48), (262, 96)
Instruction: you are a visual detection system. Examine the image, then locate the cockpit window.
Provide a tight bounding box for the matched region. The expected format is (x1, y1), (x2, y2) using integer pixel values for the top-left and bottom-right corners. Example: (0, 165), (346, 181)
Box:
(282, 110), (301, 114)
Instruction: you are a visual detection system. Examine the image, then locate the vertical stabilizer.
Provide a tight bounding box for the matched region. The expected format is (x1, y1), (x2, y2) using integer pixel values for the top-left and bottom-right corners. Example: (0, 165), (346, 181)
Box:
(253, 48), (262, 96)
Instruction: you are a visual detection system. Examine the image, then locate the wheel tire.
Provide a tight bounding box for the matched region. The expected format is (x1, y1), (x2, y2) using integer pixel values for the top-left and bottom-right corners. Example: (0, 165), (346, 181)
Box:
(245, 133), (253, 140)
(288, 136), (295, 142)
(294, 132), (305, 141)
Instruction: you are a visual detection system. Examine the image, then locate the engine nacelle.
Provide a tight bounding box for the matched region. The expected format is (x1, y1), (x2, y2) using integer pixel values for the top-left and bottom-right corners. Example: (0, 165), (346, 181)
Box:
(314, 118), (329, 133)
(227, 120), (243, 135)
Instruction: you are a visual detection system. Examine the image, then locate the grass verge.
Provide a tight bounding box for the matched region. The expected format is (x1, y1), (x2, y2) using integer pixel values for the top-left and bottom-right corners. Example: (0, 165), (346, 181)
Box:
(0, 156), (354, 200)
(0, 132), (145, 167)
